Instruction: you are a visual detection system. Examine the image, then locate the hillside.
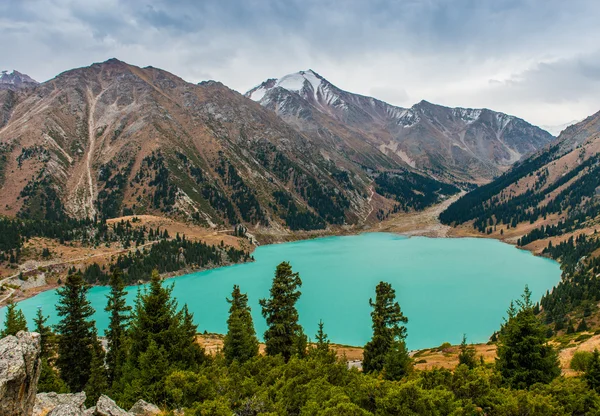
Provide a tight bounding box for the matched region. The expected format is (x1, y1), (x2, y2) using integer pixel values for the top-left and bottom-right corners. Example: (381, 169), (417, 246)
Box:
(0, 60), (464, 235)
(247, 70), (554, 183)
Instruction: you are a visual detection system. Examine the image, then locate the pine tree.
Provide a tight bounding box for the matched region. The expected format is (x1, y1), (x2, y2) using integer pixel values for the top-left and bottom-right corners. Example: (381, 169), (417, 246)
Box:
(84, 342), (109, 407)
(55, 272), (98, 392)
(104, 269), (131, 384)
(223, 285), (259, 364)
(33, 308), (53, 357)
(117, 269), (204, 407)
(260, 262), (306, 361)
(1, 301), (28, 337)
(458, 334), (477, 369)
(383, 340), (412, 381)
(315, 320), (330, 354)
(33, 307), (67, 393)
(586, 349), (600, 391)
(577, 318), (589, 332)
(363, 281), (409, 374)
(496, 286), (560, 389)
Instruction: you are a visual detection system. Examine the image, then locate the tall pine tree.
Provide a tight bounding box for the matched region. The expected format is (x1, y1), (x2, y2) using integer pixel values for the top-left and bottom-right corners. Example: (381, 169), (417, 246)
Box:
(223, 285), (259, 364)
(105, 269), (131, 384)
(260, 262), (306, 361)
(55, 272), (98, 392)
(34, 307), (67, 393)
(496, 286), (560, 389)
(1, 301), (28, 337)
(116, 269), (204, 407)
(363, 281), (409, 374)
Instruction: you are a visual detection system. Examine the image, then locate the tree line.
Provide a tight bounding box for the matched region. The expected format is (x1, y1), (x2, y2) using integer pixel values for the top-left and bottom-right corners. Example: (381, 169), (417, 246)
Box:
(4, 263), (600, 414)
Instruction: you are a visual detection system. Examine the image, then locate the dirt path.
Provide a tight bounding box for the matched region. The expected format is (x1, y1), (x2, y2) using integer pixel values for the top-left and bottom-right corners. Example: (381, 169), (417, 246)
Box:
(84, 87), (99, 218)
(378, 192), (465, 237)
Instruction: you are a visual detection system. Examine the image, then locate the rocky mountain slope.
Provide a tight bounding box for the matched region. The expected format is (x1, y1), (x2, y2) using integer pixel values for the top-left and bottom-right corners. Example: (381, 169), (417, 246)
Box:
(0, 71), (38, 90)
(440, 110), (600, 248)
(247, 70), (554, 183)
(0, 59), (459, 231)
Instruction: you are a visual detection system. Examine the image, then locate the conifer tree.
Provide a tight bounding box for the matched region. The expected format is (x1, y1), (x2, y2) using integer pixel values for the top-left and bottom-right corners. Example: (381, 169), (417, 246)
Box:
(223, 285), (259, 364)
(260, 262), (306, 361)
(105, 269), (131, 384)
(363, 281), (409, 374)
(55, 272), (98, 392)
(117, 270), (204, 407)
(577, 318), (589, 333)
(34, 307), (68, 393)
(586, 349), (600, 391)
(383, 340), (412, 381)
(1, 301), (28, 337)
(84, 342), (109, 406)
(315, 320), (330, 354)
(33, 308), (53, 357)
(458, 334), (477, 369)
(496, 286), (560, 389)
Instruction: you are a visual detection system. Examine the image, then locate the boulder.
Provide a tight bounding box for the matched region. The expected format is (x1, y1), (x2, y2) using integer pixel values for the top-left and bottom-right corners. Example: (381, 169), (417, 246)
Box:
(34, 392), (87, 416)
(47, 403), (84, 416)
(94, 395), (131, 416)
(129, 400), (160, 416)
(0, 331), (42, 416)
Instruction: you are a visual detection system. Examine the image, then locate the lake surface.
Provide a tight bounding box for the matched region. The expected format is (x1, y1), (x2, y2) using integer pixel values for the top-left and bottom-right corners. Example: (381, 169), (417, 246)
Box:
(5, 233), (561, 350)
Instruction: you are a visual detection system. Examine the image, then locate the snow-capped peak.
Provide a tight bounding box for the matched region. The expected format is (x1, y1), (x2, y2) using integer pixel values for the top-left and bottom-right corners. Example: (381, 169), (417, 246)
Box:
(0, 70), (38, 89)
(246, 70), (327, 102)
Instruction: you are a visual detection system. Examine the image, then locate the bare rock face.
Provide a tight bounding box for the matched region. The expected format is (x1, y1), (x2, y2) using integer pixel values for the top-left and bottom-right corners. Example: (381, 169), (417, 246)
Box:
(0, 331), (42, 416)
(128, 400), (160, 416)
(47, 403), (84, 416)
(34, 392), (87, 416)
(94, 395), (131, 416)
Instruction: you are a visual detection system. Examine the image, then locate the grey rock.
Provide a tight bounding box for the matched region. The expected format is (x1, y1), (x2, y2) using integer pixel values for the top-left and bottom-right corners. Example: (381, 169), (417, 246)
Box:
(47, 403), (84, 416)
(129, 400), (161, 416)
(34, 392), (87, 416)
(0, 331), (42, 416)
(95, 395), (131, 416)
(83, 407), (96, 416)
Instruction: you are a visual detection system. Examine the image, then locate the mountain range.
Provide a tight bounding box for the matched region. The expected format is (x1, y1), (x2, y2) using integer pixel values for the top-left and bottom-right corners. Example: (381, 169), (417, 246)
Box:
(0, 60), (559, 232)
(246, 70), (554, 183)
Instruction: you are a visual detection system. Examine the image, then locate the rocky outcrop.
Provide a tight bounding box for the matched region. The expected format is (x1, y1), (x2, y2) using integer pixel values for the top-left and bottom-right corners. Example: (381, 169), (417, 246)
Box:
(47, 404), (85, 416)
(94, 395), (130, 416)
(0, 331), (42, 416)
(128, 400), (160, 416)
(33, 392), (87, 416)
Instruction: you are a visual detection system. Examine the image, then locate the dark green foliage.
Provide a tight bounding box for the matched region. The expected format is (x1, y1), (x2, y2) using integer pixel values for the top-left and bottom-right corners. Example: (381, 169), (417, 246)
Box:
(458, 334), (478, 369)
(496, 286), (561, 389)
(116, 270), (205, 407)
(143, 153), (178, 212)
(96, 160), (133, 219)
(363, 281), (409, 375)
(383, 340), (412, 381)
(85, 345), (109, 407)
(105, 269), (131, 384)
(1, 302), (28, 337)
(223, 285), (259, 364)
(260, 262), (307, 361)
(375, 171), (460, 211)
(272, 190), (326, 231)
(577, 318), (589, 332)
(586, 350), (600, 392)
(55, 272), (98, 392)
(34, 308), (68, 393)
(81, 236), (250, 285)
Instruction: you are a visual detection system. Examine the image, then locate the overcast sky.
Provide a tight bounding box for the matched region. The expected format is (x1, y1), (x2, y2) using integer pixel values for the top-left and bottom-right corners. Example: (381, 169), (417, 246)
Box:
(2, 0), (600, 127)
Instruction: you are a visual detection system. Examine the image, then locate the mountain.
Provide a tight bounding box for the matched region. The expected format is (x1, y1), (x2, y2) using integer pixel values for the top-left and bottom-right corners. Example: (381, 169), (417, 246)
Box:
(0, 70), (38, 90)
(246, 70), (554, 183)
(0, 59), (458, 230)
(440, 109), (600, 248)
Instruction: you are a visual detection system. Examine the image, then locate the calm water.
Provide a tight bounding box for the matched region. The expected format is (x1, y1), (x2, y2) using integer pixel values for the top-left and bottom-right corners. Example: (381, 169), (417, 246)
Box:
(4, 233), (561, 350)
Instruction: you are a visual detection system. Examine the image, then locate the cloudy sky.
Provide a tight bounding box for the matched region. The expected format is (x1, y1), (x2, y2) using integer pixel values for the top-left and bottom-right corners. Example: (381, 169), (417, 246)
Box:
(2, 0), (600, 128)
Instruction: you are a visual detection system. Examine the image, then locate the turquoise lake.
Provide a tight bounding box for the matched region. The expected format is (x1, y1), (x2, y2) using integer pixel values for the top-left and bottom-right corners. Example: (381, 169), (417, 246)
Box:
(5, 233), (562, 350)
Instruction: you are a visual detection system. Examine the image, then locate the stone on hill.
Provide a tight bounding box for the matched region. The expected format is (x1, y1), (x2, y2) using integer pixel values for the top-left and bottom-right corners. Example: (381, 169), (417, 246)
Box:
(95, 395), (131, 416)
(34, 392), (87, 416)
(47, 403), (84, 416)
(0, 331), (42, 416)
(129, 400), (161, 415)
